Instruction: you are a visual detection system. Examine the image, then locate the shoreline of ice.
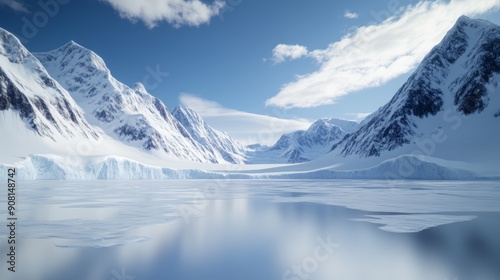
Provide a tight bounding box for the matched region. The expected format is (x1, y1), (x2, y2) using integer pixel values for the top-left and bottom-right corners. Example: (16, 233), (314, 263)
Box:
(0, 153), (488, 180)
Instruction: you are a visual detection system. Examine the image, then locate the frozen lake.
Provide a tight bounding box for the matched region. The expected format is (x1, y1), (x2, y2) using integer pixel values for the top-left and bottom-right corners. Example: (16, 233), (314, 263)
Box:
(1, 180), (500, 280)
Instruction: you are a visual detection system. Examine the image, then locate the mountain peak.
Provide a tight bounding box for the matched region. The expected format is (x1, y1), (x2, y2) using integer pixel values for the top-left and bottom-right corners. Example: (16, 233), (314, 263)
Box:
(46, 39), (91, 55)
(0, 27), (20, 45)
(172, 105), (246, 164)
(455, 15), (494, 27)
(310, 118), (359, 134)
(62, 40), (84, 49)
(173, 104), (198, 115)
(172, 105), (205, 125)
(456, 15), (474, 25)
(443, 15), (496, 49)
(174, 104), (195, 113)
(132, 82), (147, 93)
(0, 28), (101, 142)
(330, 16), (500, 158)
(308, 118), (334, 131)
(0, 27), (31, 64)
(32, 40), (111, 102)
(34, 40), (109, 73)
(66, 39), (77, 45)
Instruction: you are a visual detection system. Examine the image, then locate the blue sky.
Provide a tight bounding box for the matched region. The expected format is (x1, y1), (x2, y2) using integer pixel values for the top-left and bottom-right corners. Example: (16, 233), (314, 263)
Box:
(1, 0), (499, 144)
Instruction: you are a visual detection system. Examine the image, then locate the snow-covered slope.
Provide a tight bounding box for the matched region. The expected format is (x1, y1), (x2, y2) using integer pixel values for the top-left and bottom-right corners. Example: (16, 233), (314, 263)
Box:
(331, 16), (500, 163)
(172, 105), (246, 164)
(33, 42), (236, 163)
(0, 28), (100, 142)
(248, 118), (358, 163)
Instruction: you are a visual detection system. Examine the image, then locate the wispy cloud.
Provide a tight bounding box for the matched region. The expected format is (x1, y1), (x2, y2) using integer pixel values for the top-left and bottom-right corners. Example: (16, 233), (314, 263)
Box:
(344, 10), (359, 19)
(0, 0), (29, 13)
(100, 0), (225, 28)
(179, 93), (311, 145)
(266, 0), (500, 109)
(272, 44), (309, 63)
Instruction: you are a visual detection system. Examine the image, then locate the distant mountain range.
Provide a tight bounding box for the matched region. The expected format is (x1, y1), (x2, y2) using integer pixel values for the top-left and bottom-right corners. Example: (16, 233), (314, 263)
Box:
(1, 16), (499, 179)
(246, 118), (358, 163)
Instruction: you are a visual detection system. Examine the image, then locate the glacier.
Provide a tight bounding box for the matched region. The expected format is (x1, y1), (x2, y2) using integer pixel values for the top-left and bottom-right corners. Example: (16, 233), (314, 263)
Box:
(0, 153), (478, 180)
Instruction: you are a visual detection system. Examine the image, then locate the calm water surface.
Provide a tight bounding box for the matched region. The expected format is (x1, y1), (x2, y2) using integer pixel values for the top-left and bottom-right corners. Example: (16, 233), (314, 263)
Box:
(0, 180), (499, 280)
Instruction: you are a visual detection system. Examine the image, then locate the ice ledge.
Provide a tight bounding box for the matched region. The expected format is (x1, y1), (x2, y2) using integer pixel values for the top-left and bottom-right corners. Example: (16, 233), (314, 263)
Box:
(0, 154), (481, 180)
(354, 214), (477, 233)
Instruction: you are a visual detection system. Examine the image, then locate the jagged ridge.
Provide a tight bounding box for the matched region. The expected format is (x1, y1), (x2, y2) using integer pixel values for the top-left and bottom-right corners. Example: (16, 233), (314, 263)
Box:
(33, 42), (241, 163)
(172, 105), (246, 164)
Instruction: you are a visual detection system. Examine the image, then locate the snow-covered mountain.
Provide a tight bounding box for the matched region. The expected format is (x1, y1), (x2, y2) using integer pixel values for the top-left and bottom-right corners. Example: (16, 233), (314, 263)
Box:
(0, 27), (100, 142)
(331, 16), (500, 162)
(1, 16), (499, 179)
(33, 42), (239, 163)
(172, 105), (246, 164)
(248, 118), (358, 163)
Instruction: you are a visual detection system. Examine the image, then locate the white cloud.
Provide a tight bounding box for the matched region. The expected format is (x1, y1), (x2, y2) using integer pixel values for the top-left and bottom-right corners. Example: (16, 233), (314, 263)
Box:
(179, 93), (311, 145)
(344, 10), (359, 19)
(272, 44), (309, 63)
(100, 0), (225, 28)
(0, 0), (29, 13)
(266, 0), (500, 108)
